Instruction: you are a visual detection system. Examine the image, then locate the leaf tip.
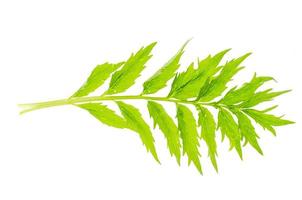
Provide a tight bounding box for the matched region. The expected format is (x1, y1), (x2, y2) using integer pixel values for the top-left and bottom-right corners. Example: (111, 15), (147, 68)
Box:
(148, 41), (157, 49)
(258, 148), (264, 156)
(176, 156), (181, 166)
(223, 48), (232, 54)
(183, 37), (193, 48)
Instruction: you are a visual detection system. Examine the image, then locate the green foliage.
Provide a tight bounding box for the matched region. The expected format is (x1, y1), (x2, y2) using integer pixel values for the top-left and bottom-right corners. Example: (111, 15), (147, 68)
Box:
(106, 42), (156, 94)
(169, 49), (229, 99)
(177, 104), (202, 173)
(233, 110), (263, 155)
(219, 74), (274, 105)
(147, 101), (181, 164)
(243, 108), (294, 135)
(142, 40), (189, 94)
(117, 101), (159, 162)
(20, 41), (294, 174)
(197, 106), (218, 171)
(239, 89), (291, 108)
(72, 62), (123, 97)
(198, 53), (250, 102)
(78, 103), (127, 128)
(218, 108), (243, 159)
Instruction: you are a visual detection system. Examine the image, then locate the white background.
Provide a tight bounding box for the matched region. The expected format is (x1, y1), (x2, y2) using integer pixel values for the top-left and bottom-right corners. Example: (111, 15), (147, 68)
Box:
(0, 0), (301, 199)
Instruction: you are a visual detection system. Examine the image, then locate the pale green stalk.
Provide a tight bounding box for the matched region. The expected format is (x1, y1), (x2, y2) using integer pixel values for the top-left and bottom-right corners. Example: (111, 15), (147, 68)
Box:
(18, 95), (216, 114)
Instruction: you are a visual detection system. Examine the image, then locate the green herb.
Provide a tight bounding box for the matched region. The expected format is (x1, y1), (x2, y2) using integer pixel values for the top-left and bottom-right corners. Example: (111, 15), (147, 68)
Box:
(19, 40), (294, 173)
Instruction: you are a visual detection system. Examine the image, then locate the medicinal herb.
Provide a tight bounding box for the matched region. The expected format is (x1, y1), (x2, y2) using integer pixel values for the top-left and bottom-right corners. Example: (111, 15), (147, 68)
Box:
(19, 41), (294, 173)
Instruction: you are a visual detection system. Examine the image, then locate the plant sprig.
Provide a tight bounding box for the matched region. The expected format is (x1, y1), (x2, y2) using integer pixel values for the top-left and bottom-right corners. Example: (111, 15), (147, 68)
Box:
(19, 40), (294, 174)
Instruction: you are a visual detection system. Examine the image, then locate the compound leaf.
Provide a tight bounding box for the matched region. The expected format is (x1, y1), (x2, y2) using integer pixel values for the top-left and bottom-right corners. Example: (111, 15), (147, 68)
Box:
(20, 41), (294, 174)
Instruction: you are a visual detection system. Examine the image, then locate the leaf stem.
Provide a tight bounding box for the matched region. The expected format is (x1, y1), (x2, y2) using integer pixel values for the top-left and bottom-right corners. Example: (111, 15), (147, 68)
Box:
(18, 95), (215, 114)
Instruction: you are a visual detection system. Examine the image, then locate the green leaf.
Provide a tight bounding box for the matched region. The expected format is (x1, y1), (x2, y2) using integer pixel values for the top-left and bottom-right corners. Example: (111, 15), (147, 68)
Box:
(218, 108), (243, 159)
(220, 74), (273, 105)
(147, 101), (181, 164)
(19, 41), (295, 174)
(234, 111), (263, 155)
(243, 108), (294, 135)
(199, 53), (251, 102)
(239, 89), (291, 108)
(142, 40), (190, 94)
(169, 62), (195, 97)
(117, 101), (159, 162)
(261, 105), (278, 113)
(169, 49), (230, 99)
(197, 106), (218, 172)
(106, 42), (156, 94)
(71, 62), (123, 97)
(78, 103), (128, 128)
(176, 104), (202, 173)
